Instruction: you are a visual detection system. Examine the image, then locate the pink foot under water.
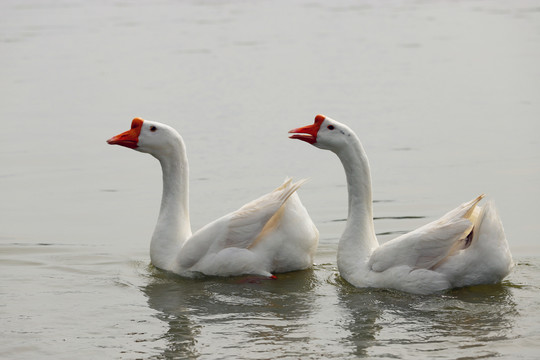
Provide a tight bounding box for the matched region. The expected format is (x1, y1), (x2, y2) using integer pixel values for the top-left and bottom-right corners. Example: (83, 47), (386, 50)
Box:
(236, 275), (277, 284)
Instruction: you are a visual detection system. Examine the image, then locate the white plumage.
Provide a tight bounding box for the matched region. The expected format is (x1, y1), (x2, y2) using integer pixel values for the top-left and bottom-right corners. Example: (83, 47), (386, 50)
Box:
(108, 118), (319, 277)
(290, 115), (513, 294)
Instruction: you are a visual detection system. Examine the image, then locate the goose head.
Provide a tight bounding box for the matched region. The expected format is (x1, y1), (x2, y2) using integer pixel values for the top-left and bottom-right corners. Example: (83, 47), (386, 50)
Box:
(107, 118), (182, 158)
(289, 114), (355, 152)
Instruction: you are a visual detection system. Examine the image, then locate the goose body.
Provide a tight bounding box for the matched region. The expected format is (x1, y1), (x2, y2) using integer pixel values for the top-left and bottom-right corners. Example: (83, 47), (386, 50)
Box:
(108, 118), (318, 277)
(290, 115), (513, 294)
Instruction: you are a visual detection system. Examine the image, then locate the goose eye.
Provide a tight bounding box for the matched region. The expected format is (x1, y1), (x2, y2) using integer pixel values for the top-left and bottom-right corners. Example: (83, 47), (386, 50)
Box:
(150, 126), (157, 132)
(327, 125), (335, 130)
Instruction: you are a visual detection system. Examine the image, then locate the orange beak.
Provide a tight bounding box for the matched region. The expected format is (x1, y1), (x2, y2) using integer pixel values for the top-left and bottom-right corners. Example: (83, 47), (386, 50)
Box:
(288, 114), (325, 144)
(107, 118), (144, 149)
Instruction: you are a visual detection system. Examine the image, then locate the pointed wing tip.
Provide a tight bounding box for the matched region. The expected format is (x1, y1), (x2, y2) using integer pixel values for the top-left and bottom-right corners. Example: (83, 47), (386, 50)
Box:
(463, 194), (486, 221)
(293, 178), (310, 187)
(275, 177), (310, 194)
(472, 193), (486, 207)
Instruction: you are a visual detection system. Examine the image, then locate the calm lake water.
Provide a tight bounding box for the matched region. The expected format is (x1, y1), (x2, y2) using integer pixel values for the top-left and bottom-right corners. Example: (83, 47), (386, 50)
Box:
(1, 0), (539, 359)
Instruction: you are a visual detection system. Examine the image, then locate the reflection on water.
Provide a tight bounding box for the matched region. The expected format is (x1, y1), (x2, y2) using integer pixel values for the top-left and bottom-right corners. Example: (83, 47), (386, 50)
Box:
(0, 243), (534, 359)
(338, 281), (517, 359)
(142, 265), (519, 359)
(142, 268), (319, 358)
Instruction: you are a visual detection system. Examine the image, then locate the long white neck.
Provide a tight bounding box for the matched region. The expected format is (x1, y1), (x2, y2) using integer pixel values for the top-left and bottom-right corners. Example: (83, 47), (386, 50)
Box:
(335, 134), (379, 281)
(149, 139), (192, 271)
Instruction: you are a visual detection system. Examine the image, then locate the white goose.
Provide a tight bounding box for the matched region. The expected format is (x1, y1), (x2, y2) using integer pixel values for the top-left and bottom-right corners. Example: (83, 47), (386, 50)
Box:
(108, 118), (318, 277)
(289, 115), (513, 294)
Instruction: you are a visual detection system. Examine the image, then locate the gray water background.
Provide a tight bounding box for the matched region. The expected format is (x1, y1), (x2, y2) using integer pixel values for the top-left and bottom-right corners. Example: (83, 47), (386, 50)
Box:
(1, 0), (539, 359)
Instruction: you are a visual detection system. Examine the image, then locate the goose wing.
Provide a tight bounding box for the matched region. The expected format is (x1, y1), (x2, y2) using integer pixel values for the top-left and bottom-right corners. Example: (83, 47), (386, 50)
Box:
(368, 195), (484, 272)
(223, 178), (306, 249)
(177, 179), (306, 268)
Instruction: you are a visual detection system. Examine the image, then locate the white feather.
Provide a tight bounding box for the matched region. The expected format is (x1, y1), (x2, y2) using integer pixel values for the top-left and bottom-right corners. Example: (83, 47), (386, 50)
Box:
(108, 119), (319, 277)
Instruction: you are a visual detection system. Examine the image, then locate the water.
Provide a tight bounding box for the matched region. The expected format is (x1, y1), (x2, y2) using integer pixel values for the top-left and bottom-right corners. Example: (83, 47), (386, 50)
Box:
(1, 0), (539, 358)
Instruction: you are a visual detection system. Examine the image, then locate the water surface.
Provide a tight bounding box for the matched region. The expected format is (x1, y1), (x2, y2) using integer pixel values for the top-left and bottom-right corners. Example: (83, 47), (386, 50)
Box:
(1, 0), (539, 359)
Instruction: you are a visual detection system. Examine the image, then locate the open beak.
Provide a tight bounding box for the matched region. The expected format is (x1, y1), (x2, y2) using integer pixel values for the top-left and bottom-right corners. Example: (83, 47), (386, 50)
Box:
(288, 115), (325, 144)
(107, 118), (144, 149)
